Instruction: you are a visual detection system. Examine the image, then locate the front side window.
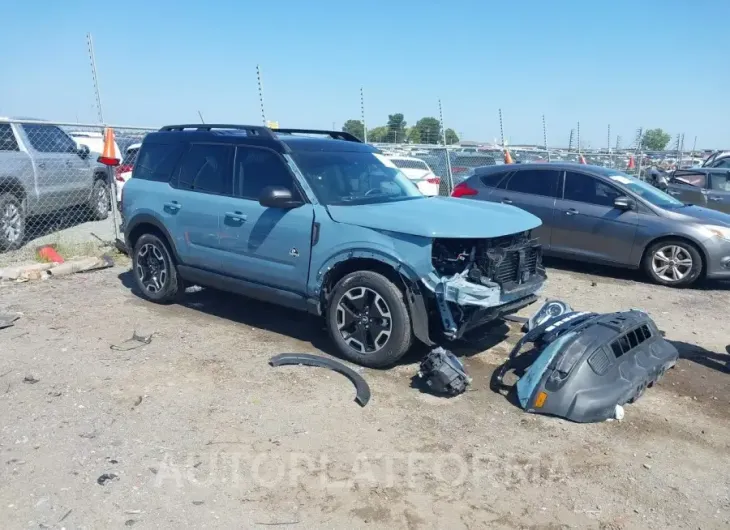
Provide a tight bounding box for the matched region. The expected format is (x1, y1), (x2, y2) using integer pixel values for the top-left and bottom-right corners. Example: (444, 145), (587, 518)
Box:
(177, 144), (234, 195)
(564, 172), (621, 206)
(672, 171), (706, 188)
(712, 158), (730, 169)
(235, 146), (297, 200)
(505, 169), (560, 197)
(290, 150), (422, 206)
(23, 124), (77, 153)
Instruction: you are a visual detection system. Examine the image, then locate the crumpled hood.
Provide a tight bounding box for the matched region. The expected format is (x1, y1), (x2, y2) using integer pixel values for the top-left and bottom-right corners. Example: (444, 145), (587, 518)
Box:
(326, 197), (541, 238)
(662, 204), (730, 227)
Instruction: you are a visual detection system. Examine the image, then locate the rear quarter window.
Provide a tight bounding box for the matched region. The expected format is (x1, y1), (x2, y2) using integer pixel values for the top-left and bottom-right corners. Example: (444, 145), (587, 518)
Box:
(134, 142), (184, 182)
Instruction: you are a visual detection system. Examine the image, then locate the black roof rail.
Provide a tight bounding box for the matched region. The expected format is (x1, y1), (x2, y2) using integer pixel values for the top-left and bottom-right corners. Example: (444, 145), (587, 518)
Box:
(274, 128), (363, 143)
(159, 124), (276, 138)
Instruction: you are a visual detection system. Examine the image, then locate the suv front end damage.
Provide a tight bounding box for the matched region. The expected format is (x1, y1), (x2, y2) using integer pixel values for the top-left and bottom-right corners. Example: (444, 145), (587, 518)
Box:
(421, 231), (546, 339)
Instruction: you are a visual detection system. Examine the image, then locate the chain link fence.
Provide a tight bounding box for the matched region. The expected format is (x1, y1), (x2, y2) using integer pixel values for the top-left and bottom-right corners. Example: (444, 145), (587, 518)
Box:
(0, 119), (154, 267)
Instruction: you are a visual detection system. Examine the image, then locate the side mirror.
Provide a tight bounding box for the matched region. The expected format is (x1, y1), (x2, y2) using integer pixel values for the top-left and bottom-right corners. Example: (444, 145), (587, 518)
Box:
(77, 144), (90, 159)
(258, 185), (303, 209)
(614, 196), (635, 211)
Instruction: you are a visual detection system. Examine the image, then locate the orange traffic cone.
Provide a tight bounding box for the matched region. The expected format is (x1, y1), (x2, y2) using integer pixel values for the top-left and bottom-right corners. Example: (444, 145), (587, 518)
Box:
(504, 149), (513, 164)
(98, 127), (120, 166)
(578, 153), (587, 164)
(627, 155), (635, 170)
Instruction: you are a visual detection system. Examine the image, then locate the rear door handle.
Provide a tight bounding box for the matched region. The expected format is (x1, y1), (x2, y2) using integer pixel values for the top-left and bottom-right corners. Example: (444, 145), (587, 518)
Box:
(225, 211), (247, 222)
(501, 198), (513, 204)
(38, 162), (46, 169)
(667, 190), (680, 196)
(164, 201), (181, 212)
(565, 208), (579, 216)
(709, 197), (723, 202)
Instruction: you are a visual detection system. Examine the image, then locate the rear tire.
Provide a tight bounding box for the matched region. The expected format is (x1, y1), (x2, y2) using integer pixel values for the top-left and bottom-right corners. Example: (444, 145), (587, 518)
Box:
(0, 192), (25, 252)
(132, 233), (183, 303)
(642, 239), (703, 287)
(88, 179), (110, 220)
(326, 270), (413, 368)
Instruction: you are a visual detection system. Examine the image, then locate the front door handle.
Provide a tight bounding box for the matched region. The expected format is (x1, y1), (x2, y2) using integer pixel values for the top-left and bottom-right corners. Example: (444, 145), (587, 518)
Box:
(708, 196), (723, 202)
(225, 211), (247, 222)
(667, 190), (681, 196)
(501, 198), (513, 205)
(164, 201), (181, 212)
(565, 208), (579, 216)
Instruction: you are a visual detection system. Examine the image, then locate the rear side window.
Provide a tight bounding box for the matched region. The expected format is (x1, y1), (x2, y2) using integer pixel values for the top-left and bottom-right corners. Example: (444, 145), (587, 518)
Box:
(505, 169), (560, 197)
(710, 173), (730, 191)
(177, 144), (234, 195)
(479, 171), (511, 188)
(134, 142), (184, 182)
(122, 147), (139, 167)
(235, 146), (297, 200)
(0, 124), (19, 151)
(712, 158), (730, 168)
(23, 124), (77, 153)
(391, 159), (429, 171)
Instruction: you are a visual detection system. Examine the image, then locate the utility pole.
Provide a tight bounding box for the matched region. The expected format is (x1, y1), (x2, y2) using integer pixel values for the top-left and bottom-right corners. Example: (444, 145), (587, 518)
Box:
(576, 122), (581, 155)
(692, 135), (697, 155)
(438, 99), (447, 146)
(360, 87), (367, 143)
(542, 115), (550, 161)
(256, 64), (266, 125)
(498, 109), (506, 148)
(608, 124), (612, 167)
(198, 110), (205, 124)
(86, 33), (104, 124)
(635, 127), (644, 178)
(568, 129), (574, 152)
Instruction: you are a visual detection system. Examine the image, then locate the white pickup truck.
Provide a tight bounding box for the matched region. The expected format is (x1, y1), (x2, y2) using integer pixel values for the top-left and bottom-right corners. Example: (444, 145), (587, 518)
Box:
(0, 119), (111, 251)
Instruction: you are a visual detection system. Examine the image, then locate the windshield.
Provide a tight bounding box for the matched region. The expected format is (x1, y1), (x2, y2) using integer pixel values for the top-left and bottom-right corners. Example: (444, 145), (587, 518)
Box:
(290, 151), (423, 206)
(608, 173), (683, 208)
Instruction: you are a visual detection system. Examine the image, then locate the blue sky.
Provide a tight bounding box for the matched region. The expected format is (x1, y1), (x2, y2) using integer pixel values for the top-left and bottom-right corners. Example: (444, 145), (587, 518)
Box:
(2, 0), (728, 148)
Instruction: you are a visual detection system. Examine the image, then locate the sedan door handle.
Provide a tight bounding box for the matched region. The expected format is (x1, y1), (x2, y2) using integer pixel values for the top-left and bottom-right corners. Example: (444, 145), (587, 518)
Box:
(38, 162), (46, 169)
(224, 211), (247, 222)
(565, 208), (579, 216)
(667, 190), (681, 196)
(501, 198), (513, 205)
(708, 197), (723, 202)
(163, 201), (181, 212)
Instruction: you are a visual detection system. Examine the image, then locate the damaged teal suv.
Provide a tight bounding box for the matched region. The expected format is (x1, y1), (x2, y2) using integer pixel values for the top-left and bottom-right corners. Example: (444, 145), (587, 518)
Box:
(122, 125), (546, 367)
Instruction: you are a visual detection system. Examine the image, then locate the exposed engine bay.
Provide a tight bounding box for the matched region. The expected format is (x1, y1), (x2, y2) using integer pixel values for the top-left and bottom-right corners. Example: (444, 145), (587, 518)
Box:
(431, 231), (542, 289)
(421, 231), (546, 339)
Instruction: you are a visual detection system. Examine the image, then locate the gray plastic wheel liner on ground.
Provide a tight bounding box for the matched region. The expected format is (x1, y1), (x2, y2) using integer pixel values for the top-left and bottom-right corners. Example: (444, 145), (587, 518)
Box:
(268, 353), (371, 407)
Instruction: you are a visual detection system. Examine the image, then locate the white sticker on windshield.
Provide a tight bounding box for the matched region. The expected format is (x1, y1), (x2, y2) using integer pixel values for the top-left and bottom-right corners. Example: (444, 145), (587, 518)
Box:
(373, 153), (397, 168)
(609, 175), (632, 185)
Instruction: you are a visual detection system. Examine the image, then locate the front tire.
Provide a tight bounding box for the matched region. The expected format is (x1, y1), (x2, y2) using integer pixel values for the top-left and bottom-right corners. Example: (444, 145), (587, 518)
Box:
(88, 179), (110, 220)
(0, 192), (25, 252)
(326, 271), (413, 368)
(642, 239), (703, 287)
(132, 233), (183, 303)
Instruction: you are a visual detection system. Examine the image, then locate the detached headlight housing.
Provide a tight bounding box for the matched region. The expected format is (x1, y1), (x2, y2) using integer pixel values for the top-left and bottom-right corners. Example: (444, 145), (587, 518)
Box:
(701, 224), (730, 242)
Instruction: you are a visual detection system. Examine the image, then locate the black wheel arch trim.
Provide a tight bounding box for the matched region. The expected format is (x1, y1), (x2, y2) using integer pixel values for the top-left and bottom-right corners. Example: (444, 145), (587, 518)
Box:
(269, 353), (371, 406)
(125, 214), (182, 263)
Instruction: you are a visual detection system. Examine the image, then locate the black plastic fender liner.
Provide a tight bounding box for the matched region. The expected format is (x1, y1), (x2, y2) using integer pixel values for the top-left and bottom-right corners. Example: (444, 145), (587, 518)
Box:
(268, 354), (371, 407)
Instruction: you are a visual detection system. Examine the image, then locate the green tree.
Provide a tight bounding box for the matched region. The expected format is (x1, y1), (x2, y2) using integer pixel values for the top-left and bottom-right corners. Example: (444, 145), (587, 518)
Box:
(641, 128), (671, 150)
(342, 119), (365, 141)
(386, 113), (407, 143)
(407, 126), (421, 144)
(444, 128), (459, 145)
(414, 117), (442, 144)
(367, 126), (389, 143)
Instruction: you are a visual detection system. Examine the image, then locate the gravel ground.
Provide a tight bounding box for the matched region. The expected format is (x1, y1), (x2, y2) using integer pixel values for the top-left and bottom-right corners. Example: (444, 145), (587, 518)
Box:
(1, 259), (729, 529)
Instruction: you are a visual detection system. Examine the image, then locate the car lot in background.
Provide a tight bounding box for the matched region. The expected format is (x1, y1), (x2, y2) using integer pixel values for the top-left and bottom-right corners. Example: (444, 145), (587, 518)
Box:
(452, 162), (730, 287)
(68, 130), (122, 162)
(386, 155), (440, 195)
(114, 142), (140, 205)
